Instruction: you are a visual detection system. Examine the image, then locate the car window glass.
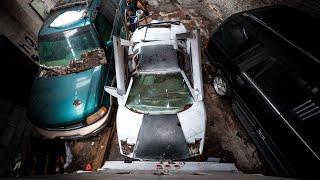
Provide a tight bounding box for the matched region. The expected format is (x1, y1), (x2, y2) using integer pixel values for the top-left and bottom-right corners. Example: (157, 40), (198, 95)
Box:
(39, 26), (100, 66)
(126, 73), (194, 114)
(94, 13), (113, 43)
(177, 43), (193, 87)
(214, 17), (258, 60)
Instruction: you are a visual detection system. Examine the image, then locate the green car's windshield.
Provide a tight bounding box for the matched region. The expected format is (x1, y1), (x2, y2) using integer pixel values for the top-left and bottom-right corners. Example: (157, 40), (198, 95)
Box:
(39, 25), (100, 67)
(126, 72), (194, 114)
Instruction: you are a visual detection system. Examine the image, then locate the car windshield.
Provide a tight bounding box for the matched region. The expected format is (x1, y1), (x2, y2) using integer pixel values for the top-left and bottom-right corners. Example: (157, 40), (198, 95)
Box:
(39, 25), (100, 67)
(126, 72), (194, 114)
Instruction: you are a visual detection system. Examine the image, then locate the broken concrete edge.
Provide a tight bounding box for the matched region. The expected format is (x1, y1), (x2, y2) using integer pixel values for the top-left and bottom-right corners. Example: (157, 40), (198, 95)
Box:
(98, 161), (240, 173)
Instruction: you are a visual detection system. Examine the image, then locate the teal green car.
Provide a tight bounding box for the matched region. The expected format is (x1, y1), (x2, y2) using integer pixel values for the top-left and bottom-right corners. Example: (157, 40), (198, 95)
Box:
(28, 0), (115, 139)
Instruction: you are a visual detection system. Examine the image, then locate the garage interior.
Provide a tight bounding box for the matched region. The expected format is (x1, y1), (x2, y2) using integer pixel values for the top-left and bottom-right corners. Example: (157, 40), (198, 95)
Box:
(0, 0), (319, 179)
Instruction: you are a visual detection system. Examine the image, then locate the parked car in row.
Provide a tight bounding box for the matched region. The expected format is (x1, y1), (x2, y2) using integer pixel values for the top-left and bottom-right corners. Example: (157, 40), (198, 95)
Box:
(105, 21), (206, 160)
(28, 0), (115, 139)
(205, 5), (320, 178)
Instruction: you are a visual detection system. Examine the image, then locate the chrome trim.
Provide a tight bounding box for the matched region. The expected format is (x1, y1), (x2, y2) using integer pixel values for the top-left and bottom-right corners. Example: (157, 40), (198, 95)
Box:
(295, 102), (315, 114)
(302, 111), (320, 121)
(293, 100), (312, 111)
(242, 72), (320, 160)
(299, 106), (319, 118)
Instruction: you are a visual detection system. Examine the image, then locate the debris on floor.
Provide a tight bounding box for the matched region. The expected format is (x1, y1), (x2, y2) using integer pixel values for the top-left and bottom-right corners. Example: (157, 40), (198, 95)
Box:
(202, 64), (269, 174)
(65, 122), (115, 173)
(23, 138), (66, 176)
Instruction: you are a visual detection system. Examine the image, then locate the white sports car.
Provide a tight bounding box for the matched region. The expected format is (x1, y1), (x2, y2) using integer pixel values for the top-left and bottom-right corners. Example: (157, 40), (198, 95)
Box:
(105, 21), (206, 160)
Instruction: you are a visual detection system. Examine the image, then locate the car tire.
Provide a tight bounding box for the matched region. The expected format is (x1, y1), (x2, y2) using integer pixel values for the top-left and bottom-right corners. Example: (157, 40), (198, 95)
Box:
(212, 70), (231, 98)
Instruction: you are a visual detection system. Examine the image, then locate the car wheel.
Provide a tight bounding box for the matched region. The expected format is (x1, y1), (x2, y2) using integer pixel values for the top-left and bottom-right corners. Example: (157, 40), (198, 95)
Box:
(212, 70), (231, 97)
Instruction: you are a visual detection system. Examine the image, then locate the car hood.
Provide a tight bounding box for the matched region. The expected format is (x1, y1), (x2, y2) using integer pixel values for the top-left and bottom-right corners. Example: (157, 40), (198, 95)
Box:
(29, 66), (106, 128)
(116, 101), (206, 160)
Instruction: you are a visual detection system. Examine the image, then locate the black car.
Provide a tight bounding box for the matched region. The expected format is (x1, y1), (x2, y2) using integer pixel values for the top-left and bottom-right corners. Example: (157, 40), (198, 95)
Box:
(205, 6), (320, 178)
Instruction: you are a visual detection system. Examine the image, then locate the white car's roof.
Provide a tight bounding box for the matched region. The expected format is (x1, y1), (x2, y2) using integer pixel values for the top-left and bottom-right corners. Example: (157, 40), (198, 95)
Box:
(131, 23), (187, 42)
(137, 44), (180, 72)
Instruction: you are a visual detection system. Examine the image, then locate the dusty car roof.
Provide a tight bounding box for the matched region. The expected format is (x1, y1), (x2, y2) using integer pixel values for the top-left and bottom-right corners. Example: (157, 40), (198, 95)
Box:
(131, 23), (187, 42)
(138, 45), (180, 72)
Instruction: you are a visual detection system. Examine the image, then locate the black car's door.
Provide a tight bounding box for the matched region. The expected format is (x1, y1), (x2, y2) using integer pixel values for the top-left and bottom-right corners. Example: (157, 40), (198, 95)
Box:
(239, 52), (320, 177)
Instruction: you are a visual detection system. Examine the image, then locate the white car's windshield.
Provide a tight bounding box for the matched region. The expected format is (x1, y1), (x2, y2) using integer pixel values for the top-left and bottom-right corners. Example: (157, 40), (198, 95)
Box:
(126, 72), (194, 114)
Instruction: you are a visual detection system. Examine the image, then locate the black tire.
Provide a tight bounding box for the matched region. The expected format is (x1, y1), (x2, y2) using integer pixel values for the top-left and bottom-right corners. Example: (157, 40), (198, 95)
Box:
(212, 70), (231, 98)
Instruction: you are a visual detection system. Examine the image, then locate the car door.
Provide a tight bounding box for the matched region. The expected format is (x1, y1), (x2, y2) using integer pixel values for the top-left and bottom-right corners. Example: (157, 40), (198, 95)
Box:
(93, 11), (115, 105)
(241, 53), (320, 177)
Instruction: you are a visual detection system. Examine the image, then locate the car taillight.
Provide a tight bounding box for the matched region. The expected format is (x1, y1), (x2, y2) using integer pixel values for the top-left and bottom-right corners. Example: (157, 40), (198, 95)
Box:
(86, 106), (108, 125)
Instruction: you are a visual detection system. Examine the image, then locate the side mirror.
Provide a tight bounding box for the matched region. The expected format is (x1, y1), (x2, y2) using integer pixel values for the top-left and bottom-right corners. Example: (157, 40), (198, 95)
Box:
(104, 86), (123, 99)
(105, 40), (113, 49)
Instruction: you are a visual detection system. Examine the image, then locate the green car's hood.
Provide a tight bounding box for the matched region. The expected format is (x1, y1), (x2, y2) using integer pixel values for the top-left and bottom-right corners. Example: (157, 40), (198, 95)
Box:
(29, 66), (107, 128)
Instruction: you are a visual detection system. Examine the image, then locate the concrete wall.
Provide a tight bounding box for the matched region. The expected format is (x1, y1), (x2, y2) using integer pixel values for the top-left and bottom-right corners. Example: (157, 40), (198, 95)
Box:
(298, 0), (320, 18)
(202, 0), (303, 18)
(1, 0), (43, 39)
(175, 0), (320, 18)
(0, 7), (39, 63)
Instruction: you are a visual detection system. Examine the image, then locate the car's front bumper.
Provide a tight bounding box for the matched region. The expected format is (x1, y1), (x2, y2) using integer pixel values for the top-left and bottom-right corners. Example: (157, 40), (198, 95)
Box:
(34, 96), (113, 140)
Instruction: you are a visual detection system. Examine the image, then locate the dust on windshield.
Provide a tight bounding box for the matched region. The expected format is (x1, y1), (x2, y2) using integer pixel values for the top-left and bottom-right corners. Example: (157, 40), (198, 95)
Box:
(126, 72), (194, 114)
(39, 49), (107, 77)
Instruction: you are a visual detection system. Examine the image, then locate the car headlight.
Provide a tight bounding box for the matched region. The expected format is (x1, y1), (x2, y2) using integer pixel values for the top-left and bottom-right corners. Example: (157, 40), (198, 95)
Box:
(86, 106), (108, 125)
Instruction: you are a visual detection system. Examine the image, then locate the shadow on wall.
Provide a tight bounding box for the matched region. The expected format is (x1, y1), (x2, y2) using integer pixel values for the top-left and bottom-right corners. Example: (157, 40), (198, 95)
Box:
(0, 36), (38, 176)
(0, 35), (38, 107)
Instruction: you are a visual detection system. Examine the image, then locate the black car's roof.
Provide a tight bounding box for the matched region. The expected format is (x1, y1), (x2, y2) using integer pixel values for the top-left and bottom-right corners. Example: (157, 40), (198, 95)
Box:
(138, 45), (180, 72)
(244, 6), (320, 61)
